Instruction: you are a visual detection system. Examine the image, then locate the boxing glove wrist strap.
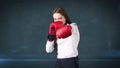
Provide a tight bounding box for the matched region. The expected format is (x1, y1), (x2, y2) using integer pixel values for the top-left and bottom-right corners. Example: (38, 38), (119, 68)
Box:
(48, 35), (56, 41)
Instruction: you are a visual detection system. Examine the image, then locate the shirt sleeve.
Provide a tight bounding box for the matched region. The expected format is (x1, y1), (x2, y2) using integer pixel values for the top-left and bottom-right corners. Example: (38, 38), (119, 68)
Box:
(45, 40), (54, 53)
(71, 23), (80, 44)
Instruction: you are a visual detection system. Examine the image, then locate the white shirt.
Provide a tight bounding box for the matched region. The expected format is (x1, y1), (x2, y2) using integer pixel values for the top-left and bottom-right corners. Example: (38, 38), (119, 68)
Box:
(46, 23), (80, 59)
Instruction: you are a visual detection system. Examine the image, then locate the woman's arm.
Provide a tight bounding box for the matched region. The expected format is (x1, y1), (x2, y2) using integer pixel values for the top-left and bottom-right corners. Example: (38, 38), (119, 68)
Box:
(46, 40), (54, 53)
(71, 23), (80, 45)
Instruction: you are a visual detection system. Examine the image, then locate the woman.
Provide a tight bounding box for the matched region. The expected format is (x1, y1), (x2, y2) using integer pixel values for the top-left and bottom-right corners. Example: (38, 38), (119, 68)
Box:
(46, 7), (80, 68)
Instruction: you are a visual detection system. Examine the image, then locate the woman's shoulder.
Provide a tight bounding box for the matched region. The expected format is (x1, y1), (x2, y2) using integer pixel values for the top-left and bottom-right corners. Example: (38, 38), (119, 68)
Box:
(70, 22), (78, 27)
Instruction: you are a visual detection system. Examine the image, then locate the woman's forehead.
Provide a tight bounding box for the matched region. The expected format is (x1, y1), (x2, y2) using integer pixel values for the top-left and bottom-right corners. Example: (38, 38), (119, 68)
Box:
(53, 13), (64, 18)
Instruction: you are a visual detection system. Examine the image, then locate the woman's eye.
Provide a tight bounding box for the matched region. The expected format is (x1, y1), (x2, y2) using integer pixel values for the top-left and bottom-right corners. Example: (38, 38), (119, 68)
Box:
(54, 18), (56, 20)
(59, 17), (62, 19)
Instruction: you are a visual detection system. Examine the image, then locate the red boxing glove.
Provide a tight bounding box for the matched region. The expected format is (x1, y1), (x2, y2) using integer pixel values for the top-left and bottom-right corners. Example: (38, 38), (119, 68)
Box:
(49, 23), (56, 36)
(48, 23), (56, 41)
(56, 25), (72, 38)
(52, 21), (64, 31)
(48, 21), (64, 41)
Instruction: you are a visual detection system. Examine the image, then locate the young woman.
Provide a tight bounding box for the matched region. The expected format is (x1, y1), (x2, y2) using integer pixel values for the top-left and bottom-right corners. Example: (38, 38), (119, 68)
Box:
(46, 7), (80, 68)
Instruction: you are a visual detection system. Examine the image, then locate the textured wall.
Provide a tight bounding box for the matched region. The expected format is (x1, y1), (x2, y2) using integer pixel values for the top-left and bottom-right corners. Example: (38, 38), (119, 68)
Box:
(0, 0), (120, 62)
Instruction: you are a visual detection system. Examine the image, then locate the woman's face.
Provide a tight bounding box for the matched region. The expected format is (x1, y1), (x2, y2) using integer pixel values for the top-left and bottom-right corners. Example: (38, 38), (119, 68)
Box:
(53, 13), (66, 24)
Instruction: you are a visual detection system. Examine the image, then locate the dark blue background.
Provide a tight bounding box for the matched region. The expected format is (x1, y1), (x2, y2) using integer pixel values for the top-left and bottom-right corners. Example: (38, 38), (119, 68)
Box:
(0, 0), (120, 68)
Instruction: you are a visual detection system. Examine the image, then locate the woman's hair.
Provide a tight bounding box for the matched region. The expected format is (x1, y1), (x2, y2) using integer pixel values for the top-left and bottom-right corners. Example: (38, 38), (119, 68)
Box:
(52, 7), (72, 25)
